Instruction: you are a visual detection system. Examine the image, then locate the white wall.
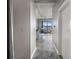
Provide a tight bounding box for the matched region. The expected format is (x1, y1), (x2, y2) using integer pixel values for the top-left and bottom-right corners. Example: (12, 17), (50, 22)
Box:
(13, 0), (30, 59)
(53, 1), (71, 59)
(55, 0), (71, 59)
(60, 2), (71, 59)
(30, 1), (36, 57)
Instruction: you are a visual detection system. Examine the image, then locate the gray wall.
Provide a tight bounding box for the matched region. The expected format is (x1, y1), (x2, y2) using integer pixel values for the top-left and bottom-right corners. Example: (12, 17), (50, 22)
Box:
(13, 0), (30, 59)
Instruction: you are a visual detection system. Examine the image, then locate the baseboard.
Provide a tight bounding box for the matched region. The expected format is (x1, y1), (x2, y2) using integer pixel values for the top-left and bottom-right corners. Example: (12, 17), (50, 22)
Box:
(31, 47), (37, 59)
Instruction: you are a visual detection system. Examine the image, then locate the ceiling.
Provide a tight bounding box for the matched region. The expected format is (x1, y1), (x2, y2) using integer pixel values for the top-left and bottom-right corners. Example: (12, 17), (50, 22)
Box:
(34, 0), (59, 3)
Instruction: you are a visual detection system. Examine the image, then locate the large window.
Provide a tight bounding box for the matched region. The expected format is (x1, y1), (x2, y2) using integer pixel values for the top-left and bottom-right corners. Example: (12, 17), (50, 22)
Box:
(43, 21), (52, 27)
(40, 19), (53, 33)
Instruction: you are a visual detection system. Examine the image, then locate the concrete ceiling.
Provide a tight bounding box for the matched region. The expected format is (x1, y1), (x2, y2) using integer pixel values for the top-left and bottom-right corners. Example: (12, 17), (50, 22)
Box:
(34, 0), (59, 3)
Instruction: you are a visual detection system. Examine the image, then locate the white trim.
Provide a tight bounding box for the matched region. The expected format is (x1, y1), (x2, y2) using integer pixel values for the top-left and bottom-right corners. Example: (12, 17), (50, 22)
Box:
(10, 0), (15, 59)
(31, 47), (37, 59)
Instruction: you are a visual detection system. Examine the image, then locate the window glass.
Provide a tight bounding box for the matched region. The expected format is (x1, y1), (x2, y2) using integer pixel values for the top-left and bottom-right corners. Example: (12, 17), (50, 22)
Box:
(48, 21), (52, 26)
(43, 21), (47, 26)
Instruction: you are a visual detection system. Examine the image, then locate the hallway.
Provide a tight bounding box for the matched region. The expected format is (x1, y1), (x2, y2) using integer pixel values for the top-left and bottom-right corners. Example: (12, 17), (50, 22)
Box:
(33, 34), (59, 59)
(9, 0), (71, 59)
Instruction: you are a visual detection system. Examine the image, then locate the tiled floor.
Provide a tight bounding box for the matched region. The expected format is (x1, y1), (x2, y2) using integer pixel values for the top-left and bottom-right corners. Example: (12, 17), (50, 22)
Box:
(33, 34), (59, 59)
(32, 48), (58, 59)
(36, 34), (55, 51)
